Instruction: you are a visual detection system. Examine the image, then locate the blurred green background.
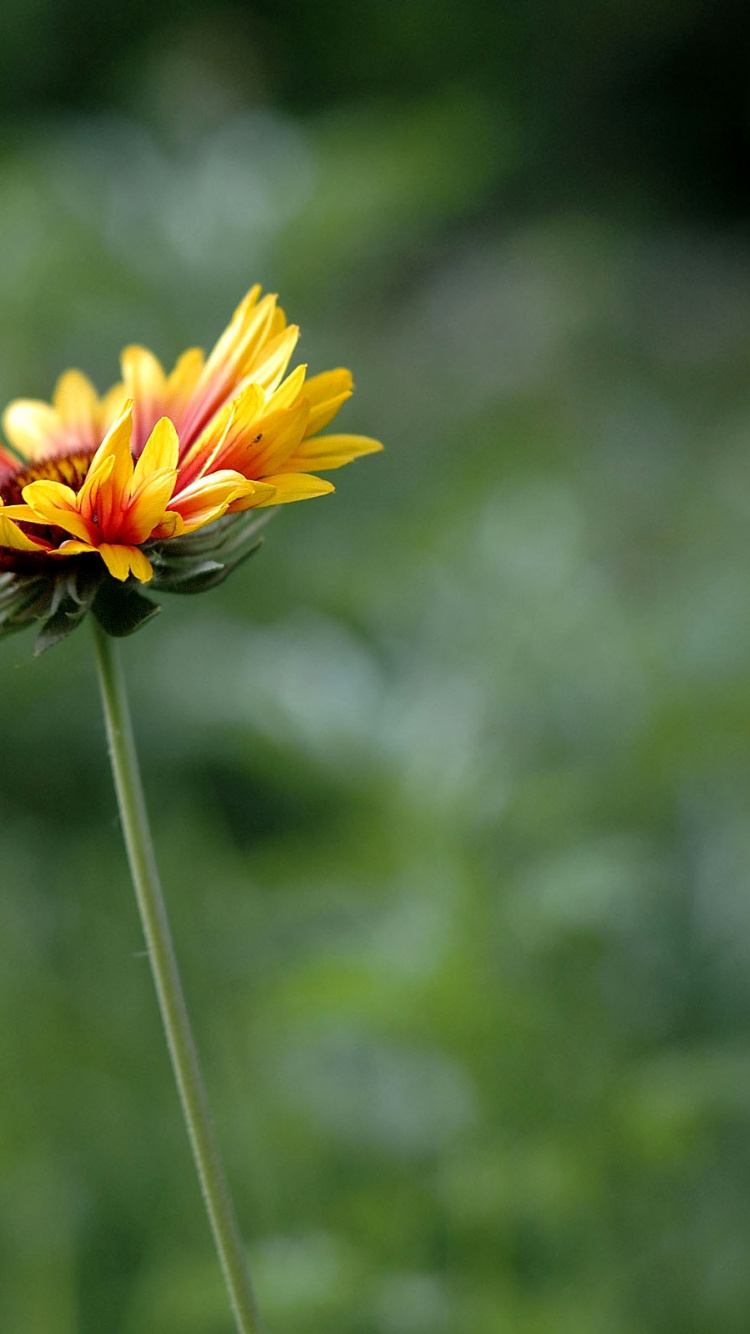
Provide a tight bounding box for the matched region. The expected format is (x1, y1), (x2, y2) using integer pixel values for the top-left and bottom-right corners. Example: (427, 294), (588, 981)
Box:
(2, 3), (750, 1331)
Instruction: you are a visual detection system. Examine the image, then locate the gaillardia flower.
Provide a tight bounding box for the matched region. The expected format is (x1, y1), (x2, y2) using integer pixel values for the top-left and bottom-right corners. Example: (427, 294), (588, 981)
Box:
(0, 285), (381, 649)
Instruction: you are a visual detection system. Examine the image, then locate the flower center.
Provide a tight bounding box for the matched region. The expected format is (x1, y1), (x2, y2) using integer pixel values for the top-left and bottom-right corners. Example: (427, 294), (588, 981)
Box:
(0, 450), (95, 506)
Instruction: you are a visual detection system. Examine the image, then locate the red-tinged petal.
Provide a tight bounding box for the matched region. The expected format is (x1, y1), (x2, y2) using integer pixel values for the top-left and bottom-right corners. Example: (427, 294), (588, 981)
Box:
(80, 454), (116, 534)
(201, 286), (263, 380)
(0, 443), (18, 474)
(150, 511), (185, 540)
(81, 400), (135, 528)
(179, 287), (274, 442)
(201, 287), (271, 385)
(125, 469), (179, 543)
(179, 384), (264, 483)
(164, 348), (205, 425)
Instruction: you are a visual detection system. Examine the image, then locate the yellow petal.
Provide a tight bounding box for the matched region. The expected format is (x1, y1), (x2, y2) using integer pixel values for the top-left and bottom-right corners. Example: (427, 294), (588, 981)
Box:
(169, 470), (261, 532)
(280, 433), (384, 472)
(196, 287), (268, 394)
(171, 468), (254, 515)
(98, 543), (153, 583)
(253, 472), (335, 506)
(125, 544), (154, 583)
(132, 417), (179, 488)
(99, 382), (129, 431)
(251, 399), (310, 475)
(120, 345), (167, 405)
(2, 400), (60, 460)
(191, 390), (308, 481)
(245, 325), (300, 395)
(53, 370), (99, 429)
(86, 399), (133, 475)
(1, 503), (40, 521)
(169, 502), (234, 532)
(201, 287), (269, 384)
(21, 480), (94, 544)
(265, 363), (307, 414)
(303, 368), (353, 435)
(53, 539), (98, 557)
(0, 513), (49, 551)
(151, 511), (185, 539)
(226, 481), (277, 513)
(21, 478), (78, 506)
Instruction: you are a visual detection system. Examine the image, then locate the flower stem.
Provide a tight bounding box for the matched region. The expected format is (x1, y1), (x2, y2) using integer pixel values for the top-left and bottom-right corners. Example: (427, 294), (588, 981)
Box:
(92, 618), (264, 1334)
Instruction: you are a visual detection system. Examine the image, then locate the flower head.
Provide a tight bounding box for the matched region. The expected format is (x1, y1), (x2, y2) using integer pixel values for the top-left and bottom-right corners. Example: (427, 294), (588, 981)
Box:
(0, 286), (381, 650)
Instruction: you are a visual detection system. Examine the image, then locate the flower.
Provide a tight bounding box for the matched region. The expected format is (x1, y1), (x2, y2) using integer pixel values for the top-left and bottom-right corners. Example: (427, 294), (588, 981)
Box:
(0, 285), (382, 650)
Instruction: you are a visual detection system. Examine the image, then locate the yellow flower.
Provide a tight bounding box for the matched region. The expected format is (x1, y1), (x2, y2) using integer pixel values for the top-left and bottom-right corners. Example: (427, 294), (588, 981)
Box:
(0, 286), (381, 649)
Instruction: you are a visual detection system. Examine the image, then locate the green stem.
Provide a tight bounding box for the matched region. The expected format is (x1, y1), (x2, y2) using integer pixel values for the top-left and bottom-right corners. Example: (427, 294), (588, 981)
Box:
(92, 618), (264, 1334)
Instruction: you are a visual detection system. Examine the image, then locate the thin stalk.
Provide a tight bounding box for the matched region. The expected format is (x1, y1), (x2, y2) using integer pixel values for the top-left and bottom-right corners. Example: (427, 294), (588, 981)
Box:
(92, 618), (264, 1334)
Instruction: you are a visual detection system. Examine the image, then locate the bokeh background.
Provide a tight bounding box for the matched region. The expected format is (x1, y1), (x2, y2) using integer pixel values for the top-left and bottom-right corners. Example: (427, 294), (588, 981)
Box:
(3, 3), (750, 1331)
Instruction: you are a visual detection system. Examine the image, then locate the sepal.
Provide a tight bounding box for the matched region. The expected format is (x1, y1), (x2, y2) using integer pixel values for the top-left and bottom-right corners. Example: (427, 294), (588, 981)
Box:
(92, 580), (162, 638)
(0, 561), (105, 653)
(147, 509), (274, 594)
